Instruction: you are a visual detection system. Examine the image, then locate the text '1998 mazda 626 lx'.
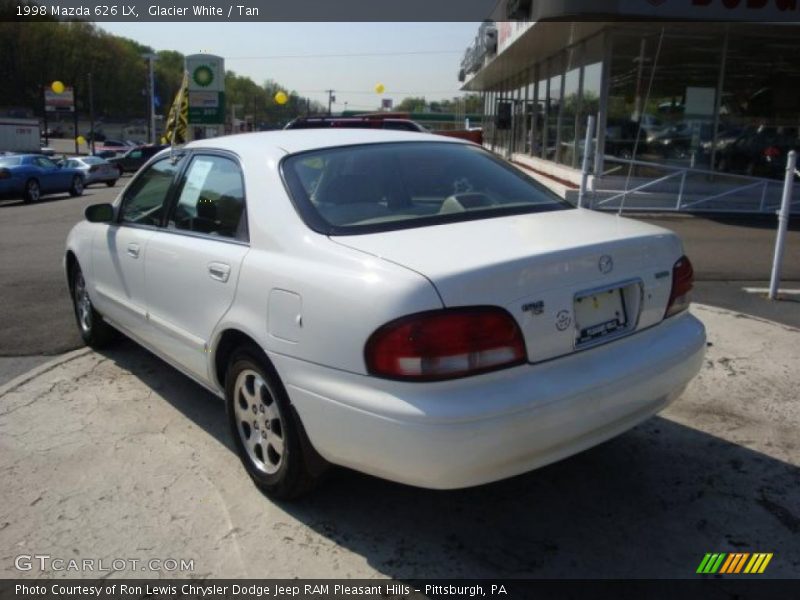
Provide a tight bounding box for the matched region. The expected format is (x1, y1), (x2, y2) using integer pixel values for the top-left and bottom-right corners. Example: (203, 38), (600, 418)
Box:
(65, 129), (706, 498)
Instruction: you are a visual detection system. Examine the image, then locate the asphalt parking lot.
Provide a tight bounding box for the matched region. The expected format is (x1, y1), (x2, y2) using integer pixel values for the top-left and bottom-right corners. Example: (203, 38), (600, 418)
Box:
(0, 181), (797, 366)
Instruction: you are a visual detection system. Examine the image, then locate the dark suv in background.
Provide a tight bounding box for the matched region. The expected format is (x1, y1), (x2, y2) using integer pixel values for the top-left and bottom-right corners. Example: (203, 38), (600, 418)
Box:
(107, 144), (168, 176)
(285, 116), (428, 132)
(285, 114), (483, 145)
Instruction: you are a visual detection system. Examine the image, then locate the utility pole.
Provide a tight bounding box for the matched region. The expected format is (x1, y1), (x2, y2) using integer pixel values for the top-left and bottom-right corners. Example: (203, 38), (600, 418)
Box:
(41, 85), (49, 147)
(253, 96), (258, 132)
(73, 82), (79, 154)
(326, 90), (335, 116)
(88, 72), (95, 155)
(143, 53), (158, 144)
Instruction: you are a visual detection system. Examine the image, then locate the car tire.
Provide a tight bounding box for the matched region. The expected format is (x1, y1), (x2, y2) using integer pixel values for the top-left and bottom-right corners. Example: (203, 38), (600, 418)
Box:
(23, 179), (40, 203)
(69, 175), (84, 197)
(225, 346), (319, 499)
(106, 180), (117, 187)
(70, 263), (116, 348)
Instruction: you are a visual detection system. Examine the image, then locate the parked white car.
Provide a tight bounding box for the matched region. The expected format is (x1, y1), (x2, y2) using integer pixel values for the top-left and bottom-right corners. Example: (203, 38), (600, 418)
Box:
(59, 156), (119, 187)
(65, 130), (706, 498)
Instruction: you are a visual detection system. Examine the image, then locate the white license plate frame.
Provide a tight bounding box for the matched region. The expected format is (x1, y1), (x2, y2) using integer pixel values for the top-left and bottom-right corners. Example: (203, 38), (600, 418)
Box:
(574, 284), (630, 347)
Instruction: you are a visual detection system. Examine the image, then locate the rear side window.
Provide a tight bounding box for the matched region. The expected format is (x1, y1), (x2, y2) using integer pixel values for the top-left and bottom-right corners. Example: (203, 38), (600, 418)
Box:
(282, 142), (569, 235)
(169, 155), (247, 241)
(120, 158), (180, 226)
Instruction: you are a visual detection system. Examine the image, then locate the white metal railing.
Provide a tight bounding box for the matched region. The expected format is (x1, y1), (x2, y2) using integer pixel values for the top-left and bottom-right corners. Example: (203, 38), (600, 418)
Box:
(589, 156), (796, 213)
(592, 170), (686, 209)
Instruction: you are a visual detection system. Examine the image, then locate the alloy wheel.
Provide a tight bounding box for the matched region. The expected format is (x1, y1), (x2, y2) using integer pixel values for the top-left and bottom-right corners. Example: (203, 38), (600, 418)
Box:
(233, 369), (286, 474)
(74, 270), (92, 334)
(26, 180), (40, 202)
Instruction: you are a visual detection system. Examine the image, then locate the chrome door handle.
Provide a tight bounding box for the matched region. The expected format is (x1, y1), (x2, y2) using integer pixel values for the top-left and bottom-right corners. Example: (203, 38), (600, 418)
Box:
(208, 262), (231, 283)
(126, 243), (140, 258)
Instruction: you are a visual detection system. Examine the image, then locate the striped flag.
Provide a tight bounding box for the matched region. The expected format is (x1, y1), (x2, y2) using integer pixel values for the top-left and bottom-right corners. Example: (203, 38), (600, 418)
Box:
(162, 71), (189, 145)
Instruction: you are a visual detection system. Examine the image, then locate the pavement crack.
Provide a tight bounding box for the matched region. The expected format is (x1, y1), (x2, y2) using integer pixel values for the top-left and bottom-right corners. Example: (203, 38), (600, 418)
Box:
(0, 381), (58, 416)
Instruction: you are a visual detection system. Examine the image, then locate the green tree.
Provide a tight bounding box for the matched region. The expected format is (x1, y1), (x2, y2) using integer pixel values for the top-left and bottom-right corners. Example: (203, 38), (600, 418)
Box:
(0, 22), (324, 128)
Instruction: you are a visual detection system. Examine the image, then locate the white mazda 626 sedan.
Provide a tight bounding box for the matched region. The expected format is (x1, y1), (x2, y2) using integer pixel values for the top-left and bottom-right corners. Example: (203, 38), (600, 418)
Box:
(65, 129), (706, 498)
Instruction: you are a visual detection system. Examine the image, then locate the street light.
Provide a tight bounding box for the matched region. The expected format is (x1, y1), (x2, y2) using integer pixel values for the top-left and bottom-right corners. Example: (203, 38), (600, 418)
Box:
(142, 53), (158, 144)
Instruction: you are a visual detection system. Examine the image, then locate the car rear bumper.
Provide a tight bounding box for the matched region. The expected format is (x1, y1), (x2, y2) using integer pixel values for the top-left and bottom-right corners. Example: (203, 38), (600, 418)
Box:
(85, 172), (116, 184)
(272, 312), (706, 489)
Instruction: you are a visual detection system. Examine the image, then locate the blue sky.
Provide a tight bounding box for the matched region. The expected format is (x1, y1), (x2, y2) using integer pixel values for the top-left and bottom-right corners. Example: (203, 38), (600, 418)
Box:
(99, 22), (479, 111)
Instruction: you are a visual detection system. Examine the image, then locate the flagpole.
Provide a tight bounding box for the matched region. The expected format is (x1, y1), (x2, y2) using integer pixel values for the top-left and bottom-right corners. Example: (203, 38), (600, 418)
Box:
(170, 71), (188, 160)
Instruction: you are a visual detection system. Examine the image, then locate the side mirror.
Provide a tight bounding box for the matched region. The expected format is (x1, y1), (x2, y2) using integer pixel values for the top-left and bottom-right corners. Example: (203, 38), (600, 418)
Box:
(85, 203), (114, 223)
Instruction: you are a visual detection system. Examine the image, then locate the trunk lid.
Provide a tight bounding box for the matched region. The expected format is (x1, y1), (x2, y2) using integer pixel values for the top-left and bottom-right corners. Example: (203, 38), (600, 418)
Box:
(331, 209), (684, 363)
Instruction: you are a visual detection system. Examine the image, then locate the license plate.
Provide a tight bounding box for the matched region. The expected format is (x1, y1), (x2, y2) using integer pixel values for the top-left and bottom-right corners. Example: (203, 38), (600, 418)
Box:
(574, 287), (628, 345)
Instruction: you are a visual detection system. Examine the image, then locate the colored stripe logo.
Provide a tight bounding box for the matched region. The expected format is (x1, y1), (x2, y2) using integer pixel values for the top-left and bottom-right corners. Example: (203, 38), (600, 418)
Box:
(697, 553), (773, 574)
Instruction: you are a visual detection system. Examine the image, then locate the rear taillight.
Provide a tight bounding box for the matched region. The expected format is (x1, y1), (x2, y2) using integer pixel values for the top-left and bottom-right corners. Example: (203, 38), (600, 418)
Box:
(665, 256), (694, 319)
(0, 169), (10, 179)
(763, 146), (781, 159)
(365, 307), (527, 381)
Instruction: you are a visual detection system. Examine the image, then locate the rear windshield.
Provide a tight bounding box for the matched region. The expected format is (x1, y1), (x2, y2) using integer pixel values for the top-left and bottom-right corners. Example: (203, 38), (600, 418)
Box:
(282, 142), (570, 235)
(82, 157), (105, 164)
(0, 157), (22, 167)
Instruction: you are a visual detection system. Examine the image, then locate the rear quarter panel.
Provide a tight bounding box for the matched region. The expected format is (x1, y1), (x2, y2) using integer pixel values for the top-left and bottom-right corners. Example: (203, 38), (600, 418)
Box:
(208, 147), (443, 378)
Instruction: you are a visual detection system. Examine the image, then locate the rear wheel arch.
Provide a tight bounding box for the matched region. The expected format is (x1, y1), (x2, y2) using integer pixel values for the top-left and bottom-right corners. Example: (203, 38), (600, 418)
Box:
(213, 329), (270, 391)
(65, 251), (79, 295)
(215, 329), (329, 493)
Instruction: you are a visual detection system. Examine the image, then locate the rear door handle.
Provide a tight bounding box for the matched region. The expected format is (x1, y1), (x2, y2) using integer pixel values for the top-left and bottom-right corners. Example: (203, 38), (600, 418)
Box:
(126, 243), (140, 258)
(208, 262), (231, 283)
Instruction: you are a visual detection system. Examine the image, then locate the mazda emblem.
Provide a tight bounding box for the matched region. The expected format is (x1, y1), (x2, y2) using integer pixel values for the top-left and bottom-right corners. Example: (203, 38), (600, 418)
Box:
(599, 255), (614, 274)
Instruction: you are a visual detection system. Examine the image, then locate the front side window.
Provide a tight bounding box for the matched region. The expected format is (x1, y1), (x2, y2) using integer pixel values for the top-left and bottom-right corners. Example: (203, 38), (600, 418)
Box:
(282, 142), (570, 235)
(119, 158), (180, 226)
(169, 155), (247, 240)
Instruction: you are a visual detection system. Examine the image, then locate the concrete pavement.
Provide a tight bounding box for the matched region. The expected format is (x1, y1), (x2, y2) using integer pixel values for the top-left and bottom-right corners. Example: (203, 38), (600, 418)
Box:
(1, 304), (798, 579)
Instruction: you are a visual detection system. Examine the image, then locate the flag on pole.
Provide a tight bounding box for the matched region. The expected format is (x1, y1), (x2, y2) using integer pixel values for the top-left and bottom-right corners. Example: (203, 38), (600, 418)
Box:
(162, 71), (188, 145)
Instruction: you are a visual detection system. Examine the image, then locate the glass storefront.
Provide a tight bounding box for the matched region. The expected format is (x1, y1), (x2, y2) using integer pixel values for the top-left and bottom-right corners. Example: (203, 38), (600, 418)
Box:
(607, 26), (723, 171)
(484, 23), (800, 180)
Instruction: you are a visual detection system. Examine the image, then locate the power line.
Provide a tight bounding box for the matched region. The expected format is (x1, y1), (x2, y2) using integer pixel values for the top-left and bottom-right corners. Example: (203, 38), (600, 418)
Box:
(295, 90), (468, 96)
(226, 49), (462, 60)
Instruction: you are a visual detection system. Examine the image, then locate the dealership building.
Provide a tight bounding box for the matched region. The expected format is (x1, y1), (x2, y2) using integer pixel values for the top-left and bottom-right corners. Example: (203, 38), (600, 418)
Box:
(460, 1), (800, 211)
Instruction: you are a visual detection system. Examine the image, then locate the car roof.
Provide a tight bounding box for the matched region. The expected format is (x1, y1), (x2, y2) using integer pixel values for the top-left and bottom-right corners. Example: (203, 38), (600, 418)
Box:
(185, 128), (465, 157)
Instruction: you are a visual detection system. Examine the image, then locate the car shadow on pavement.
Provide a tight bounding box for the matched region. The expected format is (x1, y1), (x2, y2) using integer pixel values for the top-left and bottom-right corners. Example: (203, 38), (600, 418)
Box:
(0, 191), (103, 208)
(99, 341), (800, 579)
(701, 214), (800, 231)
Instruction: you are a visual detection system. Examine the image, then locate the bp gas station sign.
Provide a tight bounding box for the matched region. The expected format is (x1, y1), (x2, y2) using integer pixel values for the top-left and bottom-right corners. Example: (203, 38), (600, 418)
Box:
(185, 54), (225, 125)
